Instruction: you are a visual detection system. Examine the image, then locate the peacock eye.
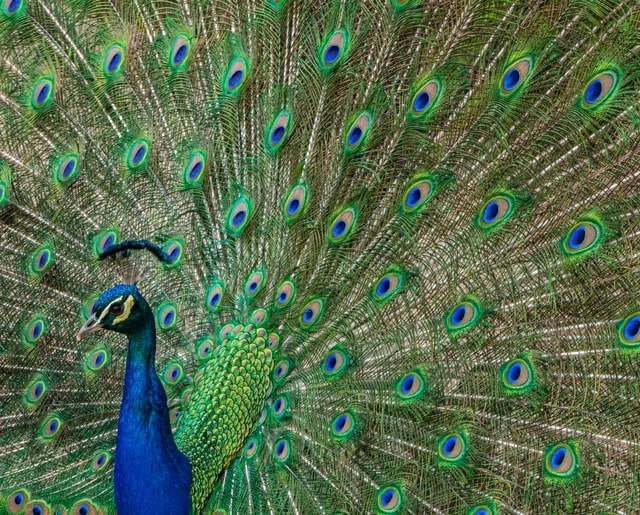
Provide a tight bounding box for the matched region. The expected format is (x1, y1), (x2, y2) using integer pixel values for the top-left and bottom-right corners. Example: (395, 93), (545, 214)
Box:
(109, 303), (124, 315)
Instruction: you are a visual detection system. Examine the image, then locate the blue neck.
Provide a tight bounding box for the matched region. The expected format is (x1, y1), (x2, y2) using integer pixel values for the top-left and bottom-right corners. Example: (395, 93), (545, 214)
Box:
(114, 313), (192, 513)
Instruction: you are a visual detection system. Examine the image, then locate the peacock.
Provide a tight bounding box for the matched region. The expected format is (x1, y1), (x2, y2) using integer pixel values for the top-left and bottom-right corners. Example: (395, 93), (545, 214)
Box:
(1, 0), (639, 512)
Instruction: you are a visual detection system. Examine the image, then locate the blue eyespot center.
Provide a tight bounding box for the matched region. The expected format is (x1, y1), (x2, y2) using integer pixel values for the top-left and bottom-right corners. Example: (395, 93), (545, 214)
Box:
(38, 251), (49, 269)
(381, 489), (395, 506)
(413, 91), (430, 112)
(336, 415), (347, 431)
(401, 375), (414, 394)
(189, 161), (203, 179)
(483, 200), (499, 223)
(624, 316), (640, 340)
(377, 277), (391, 296)
(274, 399), (283, 411)
(585, 79), (602, 104)
(164, 311), (175, 325)
(169, 246), (180, 260)
(476, 510), (488, 515)
(443, 436), (458, 455)
(171, 368), (179, 379)
(229, 69), (244, 87)
(325, 44), (340, 63)
(507, 363), (522, 383)
(287, 198), (300, 215)
(79, 505), (89, 515)
(326, 353), (337, 371)
(37, 84), (50, 105)
(278, 292), (287, 302)
(49, 420), (58, 432)
(233, 210), (246, 226)
(33, 506), (42, 515)
(97, 454), (105, 466)
(551, 447), (567, 468)
(103, 235), (115, 250)
(210, 293), (220, 306)
(249, 281), (258, 293)
(276, 365), (284, 376)
(569, 225), (586, 248)
(132, 145), (146, 165)
(108, 51), (122, 73)
(62, 159), (75, 178)
(503, 68), (520, 91)
(276, 441), (286, 455)
(348, 127), (362, 146)
(32, 321), (42, 338)
(333, 220), (347, 237)
(34, 383), (43, 397)
(173, 44), (188, 65)
(271, 126), (286, 144)
(407, 187), (422, 207)
(14, 493), (24, 505)
(303, 308), (314, 322)
(94, 352), (105, 366)
(451, 305), (466, 325)
(7, 0), (21, 14)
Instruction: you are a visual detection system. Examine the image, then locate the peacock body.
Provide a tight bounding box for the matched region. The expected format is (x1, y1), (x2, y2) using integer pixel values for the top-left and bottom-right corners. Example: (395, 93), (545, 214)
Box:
(1, 0), (640, 513)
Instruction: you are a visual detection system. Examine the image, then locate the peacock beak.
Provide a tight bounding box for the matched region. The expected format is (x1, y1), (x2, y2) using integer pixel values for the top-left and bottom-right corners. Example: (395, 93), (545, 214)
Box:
(77, 313), (104, 341)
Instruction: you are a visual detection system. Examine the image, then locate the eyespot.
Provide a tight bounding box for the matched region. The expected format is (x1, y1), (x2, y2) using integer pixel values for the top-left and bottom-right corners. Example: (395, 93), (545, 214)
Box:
(104, 43), (125, 78)
(244, 436), (261, 458)
(244, 270), (266, 298)
(220, 323), (235, 340)
(344, 111), (372, 152)
(23, 316), (47, 346)
(468, 505), (495, 515)
(163, 362), (184, 384)
(500, 55), (533, 96)
(31, 77), (54, 110)
(395, 369), (427, 401)
(2, 0), (25, 18)
(251, 308), (268, 326)
(182, 151), (206, 187)
(163, 239), (183, 266)
(271, 395), (289, 419)
(401, 174), (436, 213)
(445, 299), (482, 334)
(544, 442), (578, 479)
(126, 138), (150, 170)
(437, 432), (468, 464)
(561, 220), (604, 257)
(376, 484), (403, 513)
(156, 303), (177, 331)
(372, 269), (404, 304)
(24, 374), (48, 406)
(328, 205), (358, 244)
(223, 57), (249, 95)
(205, 282), (224, 312)
(93, 229), (118, 256)
(169, 35), (191, 70)
(410, 78), (441, 118)
(85, 346), (110, 372)
(272, 357), (293, 384)
(273, 436), (292, 464)
(90, 450), (111, 472)
(196, 337), (215, 360)
(267, 333), (281, 351)
(25, 500), (50, 515)
(618, 311), (640, 350)
(321, 347), (349, 379)
(40, 414), (63, 442)
(299, 298), (325, 329)
(226, 195), (254, 236)
(320, 28), (349, 71)
(30, 245), (54, 274)
(7, 489), (30, 513)
(71, 500), (98, 515)
(477, 193), (516, 231)
(274, 279), (296, 308)
(501, 357), (534, 391)
(581, 70), (618, 109)
(169, 404), (182, 425)
(265, 110), (293, 154)
(330, 411), (357, 440)
(55, 153), (79, 184)
(282, 183), (309, 222)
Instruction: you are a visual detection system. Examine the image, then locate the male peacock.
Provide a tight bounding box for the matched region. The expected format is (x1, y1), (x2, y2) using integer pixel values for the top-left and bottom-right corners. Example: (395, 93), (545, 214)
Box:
(0, 0), (639, 513)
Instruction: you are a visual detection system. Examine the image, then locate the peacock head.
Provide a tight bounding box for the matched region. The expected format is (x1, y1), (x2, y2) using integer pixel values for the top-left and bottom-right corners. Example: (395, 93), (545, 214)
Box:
(77, 284), (151, 340)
